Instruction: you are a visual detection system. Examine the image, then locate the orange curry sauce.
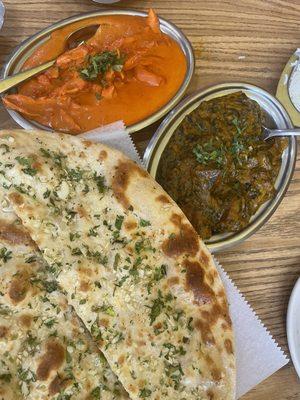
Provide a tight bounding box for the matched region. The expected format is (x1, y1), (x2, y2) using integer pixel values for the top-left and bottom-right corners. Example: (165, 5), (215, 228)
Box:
(3, 10), (187, 134)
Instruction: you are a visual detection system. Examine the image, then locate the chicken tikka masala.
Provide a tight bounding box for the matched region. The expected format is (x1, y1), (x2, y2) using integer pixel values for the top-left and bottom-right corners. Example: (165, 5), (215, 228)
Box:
(3, 10), (187, 133)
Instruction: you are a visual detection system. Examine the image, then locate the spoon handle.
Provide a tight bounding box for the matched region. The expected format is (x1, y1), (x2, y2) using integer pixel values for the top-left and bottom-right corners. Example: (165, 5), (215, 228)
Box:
(0, 60), (55, 95)
(266, 129), (300, 139)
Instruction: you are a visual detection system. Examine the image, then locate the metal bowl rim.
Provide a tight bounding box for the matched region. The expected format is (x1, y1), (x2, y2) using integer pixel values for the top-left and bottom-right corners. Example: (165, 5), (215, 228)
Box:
(1, 9), (195, 134)
(143, 82), (297, 252)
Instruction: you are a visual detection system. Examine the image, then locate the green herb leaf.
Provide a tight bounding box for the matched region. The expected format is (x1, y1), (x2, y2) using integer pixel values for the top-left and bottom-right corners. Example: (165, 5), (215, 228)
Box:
(43, 189), (51, 199)
(153, 265), (167, 281)
(69, 232), (81, 242)
(44, 318), (56, 328)
(88, 225), (100, 237)
(93, 173), (106, 194)
(140, 219), (151, 227)
(149, 292), (164, 325)
(139, 388), (152, 398)
(18, 368), (37, 384)
(25, 255), (37, 264)
(67, 168), (85, 182)
(79, 51), (125, 82)
(43, 280), (59, 293)
(165, 362), (184, 389)
(113, 253), (120, 270)
(15, 156), (38, 176)
(90, 387), (101, 398)
(0, 373), (12, 382)
(71, 247), (83, 256)
(0, 144), (9, 154)
(91, 320), (102, 340)
(0, 247), (12, 263)
(193, 142), (225, 167)
(115, 215), (124, 230)
(15, 156), (33, 167)
(94, 281), (102, 289)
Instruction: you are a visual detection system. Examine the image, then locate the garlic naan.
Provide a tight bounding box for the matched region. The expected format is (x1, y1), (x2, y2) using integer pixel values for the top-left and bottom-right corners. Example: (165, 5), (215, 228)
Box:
(0, 190), (128, 399)
(0, 129), (235, 400)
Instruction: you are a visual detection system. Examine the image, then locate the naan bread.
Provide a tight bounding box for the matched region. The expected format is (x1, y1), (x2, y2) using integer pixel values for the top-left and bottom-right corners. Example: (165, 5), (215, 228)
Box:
(0, 190), (128, 399)
(0, 129), (235, 400)
(0, 358), (22, 400)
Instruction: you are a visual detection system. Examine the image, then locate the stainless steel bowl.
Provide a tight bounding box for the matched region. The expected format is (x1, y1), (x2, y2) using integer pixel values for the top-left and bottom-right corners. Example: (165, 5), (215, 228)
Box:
(144, 83), (297, 252)
(2, 10), (194, 134)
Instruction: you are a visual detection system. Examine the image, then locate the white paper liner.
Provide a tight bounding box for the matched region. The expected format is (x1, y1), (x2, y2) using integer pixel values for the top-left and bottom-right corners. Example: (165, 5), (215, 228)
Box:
(214, 257), (288, 398)
(80, 121), (288, 398)
(79, 121), (142, 165)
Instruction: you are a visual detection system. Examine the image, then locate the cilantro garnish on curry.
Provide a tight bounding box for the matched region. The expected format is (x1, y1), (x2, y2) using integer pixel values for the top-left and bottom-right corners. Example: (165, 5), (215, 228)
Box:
(79, 50), (125, 82)
(3, 10), (187, 134)
(157, 92), (287, 240)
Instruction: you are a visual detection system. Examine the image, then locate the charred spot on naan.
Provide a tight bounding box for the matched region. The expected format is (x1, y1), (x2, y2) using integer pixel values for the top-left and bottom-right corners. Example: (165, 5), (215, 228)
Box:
(8, 192), (24, 207)
(224, 338), (234, 354)
(0, 325), (8, 338)
(78, 266), (93, 277)
(118, 355), (125, 366)
(32, 159), (43, 172)
(170, 213), (182, 227)
(49, 375), (71, 396)
(99, 150), (108, 161)
(8, 270), (32, 304)
(112, 160), (148, 210)
(162, 220), (199, 258)
(36, 340), (65, 381)
(184, 260), (214, 305)
(77, 206), (89, 219)
(211, 368), (222, 381)
(206, 268), (218, 286)
(128, 384), (138, 394)
(0, 219), (34, 246)
(82, 140), (93, 148)
(98, 318), (109, 328)
(195, 319), (216, 345)
(156, 194), (171, 204)
(167, 276), (179, 286)
(200, 250), (210, 265)
(79, 280), (90, 292)
(124, 219), (138, 231)
(18, 314), (33, 329)
(196, 302), (232, 346)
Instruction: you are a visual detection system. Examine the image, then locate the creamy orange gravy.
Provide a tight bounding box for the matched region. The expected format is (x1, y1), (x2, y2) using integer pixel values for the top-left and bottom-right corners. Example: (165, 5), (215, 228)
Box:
(3, 11), (187, 134)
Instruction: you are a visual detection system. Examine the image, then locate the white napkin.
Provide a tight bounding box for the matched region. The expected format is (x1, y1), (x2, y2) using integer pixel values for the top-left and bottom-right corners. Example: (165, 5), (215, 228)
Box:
(81, 122), (288, 399)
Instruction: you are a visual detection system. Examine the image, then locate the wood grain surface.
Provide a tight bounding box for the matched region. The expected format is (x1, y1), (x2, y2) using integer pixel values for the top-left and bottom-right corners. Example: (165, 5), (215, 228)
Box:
(0, 0), (299, 398)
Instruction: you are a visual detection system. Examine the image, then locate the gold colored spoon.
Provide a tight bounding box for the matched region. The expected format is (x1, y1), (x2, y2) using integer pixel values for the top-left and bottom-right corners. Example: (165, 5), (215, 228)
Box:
(0, 24), (99, 95)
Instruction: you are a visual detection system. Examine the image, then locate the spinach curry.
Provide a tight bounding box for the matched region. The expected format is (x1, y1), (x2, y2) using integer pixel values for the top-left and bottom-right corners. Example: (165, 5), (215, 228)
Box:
(157, 92), (287, 239)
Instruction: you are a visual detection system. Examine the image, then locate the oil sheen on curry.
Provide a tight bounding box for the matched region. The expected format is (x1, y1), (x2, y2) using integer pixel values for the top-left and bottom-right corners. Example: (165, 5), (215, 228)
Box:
(157, 92), (287, 240)
(3, 10), (187, 134)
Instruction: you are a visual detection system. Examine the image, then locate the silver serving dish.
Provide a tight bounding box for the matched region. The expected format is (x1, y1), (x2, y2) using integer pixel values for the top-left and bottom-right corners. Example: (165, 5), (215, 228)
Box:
(144, 83), (297, 252)
(1, 10), (194, 134)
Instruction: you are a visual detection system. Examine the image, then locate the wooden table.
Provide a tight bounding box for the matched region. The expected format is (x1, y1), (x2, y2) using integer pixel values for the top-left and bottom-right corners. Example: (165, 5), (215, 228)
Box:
(0, 0), (299, 398)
